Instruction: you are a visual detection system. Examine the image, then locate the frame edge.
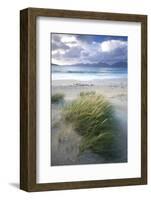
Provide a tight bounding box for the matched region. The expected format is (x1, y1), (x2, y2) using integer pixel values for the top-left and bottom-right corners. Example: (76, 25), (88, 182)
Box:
(20, 8), (29, 191)
(20, 8), (37, 192)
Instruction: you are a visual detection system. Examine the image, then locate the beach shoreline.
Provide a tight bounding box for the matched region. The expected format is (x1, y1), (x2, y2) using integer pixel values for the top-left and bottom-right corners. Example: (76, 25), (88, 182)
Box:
(52, 78), (127, 105)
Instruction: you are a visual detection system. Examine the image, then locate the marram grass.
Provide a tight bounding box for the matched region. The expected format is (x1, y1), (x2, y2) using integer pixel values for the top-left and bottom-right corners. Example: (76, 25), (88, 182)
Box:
(63, 92), (119, 158)
(51, 93), (64, 104)
(80, 91), (96, 97)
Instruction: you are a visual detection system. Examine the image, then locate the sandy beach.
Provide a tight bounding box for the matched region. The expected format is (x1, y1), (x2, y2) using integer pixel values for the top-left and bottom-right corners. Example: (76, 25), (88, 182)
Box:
(51, 78), (127, 166)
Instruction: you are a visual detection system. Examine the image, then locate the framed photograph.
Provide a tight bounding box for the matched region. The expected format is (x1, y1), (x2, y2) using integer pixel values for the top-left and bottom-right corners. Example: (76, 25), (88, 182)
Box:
(20, 8), (147, 191)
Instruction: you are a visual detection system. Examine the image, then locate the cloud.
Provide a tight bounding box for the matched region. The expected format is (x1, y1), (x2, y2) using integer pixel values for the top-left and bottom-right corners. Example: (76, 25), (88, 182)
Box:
(52, 42), (69, 51)
(51, 33), (127, 65)
(100, 40), (127, 52)
(51, 34), (69, 52)
(61, 35), (77, 43)
(52, 46), (84, 65)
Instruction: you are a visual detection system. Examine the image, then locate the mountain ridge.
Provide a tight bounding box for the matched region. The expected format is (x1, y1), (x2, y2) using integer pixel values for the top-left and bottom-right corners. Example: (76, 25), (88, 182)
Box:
(52, 61), (127, 68)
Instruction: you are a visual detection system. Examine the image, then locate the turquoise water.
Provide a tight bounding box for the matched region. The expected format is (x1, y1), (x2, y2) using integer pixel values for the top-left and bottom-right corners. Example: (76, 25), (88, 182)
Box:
(52, 65), (127, 81)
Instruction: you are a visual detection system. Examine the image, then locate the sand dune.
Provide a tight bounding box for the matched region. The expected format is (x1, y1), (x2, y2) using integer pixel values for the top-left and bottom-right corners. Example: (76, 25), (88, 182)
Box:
(51, 78), (127, 166)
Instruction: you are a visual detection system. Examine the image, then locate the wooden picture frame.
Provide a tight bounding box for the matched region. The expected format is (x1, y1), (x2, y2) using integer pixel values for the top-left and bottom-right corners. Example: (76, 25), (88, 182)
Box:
(20, 7), (147, 192)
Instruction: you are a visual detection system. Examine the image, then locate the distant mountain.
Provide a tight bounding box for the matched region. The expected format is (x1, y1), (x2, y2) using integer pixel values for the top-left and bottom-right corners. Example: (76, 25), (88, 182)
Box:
(52, 61), (127, 68)
(111, 61), (127, 68)
(54, 62), (110, 68)
(67, 62), (110, 67)
(51, 63), (59, 66)
(85, 62), (110, 68)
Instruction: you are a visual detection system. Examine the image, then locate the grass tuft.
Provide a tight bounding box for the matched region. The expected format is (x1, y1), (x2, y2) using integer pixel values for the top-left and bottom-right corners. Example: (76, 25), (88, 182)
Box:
(80, 91), (96, 97)
(51, 93), (64, 104)
(63, 93), (119, 158)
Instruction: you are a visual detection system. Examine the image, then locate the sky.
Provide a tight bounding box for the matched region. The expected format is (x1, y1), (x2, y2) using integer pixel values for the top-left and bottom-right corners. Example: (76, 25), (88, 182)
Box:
(51, 33), (128, 65)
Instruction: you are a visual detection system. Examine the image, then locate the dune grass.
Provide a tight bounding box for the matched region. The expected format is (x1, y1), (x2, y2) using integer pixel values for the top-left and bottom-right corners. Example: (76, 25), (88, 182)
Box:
(63, 92), (119, 158)
(51, 93), (65, 104)
(80, 91), (96, 97)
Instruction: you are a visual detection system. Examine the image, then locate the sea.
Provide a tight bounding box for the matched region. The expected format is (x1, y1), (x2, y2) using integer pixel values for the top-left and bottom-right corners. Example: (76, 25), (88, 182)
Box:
(52, 65), (127, 81)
